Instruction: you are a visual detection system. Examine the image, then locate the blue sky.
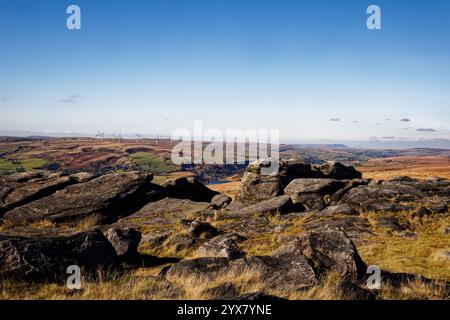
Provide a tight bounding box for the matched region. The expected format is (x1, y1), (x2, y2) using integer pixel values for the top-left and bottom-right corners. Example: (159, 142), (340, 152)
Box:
(0, 0), (449, 144)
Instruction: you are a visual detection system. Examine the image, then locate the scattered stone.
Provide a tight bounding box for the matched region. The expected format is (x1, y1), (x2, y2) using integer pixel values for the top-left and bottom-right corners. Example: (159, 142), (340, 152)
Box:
(329, 179), (369, 203)
(217, 216), (272, 237)
(236, 172), (285, 204)
(165, 235), (199, 253)
(442, 226), (450, 235)
(240, 195), (298, 216)
(211, 194), (232, 209)
(318, 204), (359, 216)
(278, 159), (323, 179)
(68, 172), (96, 183)
(106, 228), (142, 262)
(162, 177), (218, 202)
(299, 227), (367, 279)
(276, 234), (298, 244)
(230, 241), (318, 291)
(122, 198), (211, 228)
(225, 201), (246, 212)
(180, 220), (219, 239)
(428, 203), (448, 214)
(339, 183), (428, 212)
(376, 216), (408, 231)
(165, 257), (230, 280)
(395, 230), (417, 239)
(141, 232), (171, 249)
(302, 217), (372, 245)
(284, 179), (346, 210)
(204, 282), (239, 299)
(416, 206), (432, 218)
(339, 281), (376, 300)
(197, 233), (245, 260)
(165, 241), (318, 292)
(315, 161), (362, 180)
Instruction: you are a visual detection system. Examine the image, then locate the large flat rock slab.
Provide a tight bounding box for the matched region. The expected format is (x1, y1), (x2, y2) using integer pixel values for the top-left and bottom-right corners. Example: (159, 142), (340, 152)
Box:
(0, 172), (95, 216)
(2, 171), (163, 225)
(284, 178), (346, 210)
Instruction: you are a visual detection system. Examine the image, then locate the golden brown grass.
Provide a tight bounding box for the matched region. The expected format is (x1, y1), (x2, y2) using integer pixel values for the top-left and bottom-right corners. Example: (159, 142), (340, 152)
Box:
(74, 214), (101, 231)
(378, 278), (449, 300)
(358, 211), (450, 281)
(358, 156), (450, 180)
(3, 263), (446, 300)
(29, 219), (56, 229)
(208, 181), (241, 200)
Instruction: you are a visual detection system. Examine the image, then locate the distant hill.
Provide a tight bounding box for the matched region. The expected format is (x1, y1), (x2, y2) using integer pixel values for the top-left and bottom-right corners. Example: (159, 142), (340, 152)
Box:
(292, 144), (350, 150)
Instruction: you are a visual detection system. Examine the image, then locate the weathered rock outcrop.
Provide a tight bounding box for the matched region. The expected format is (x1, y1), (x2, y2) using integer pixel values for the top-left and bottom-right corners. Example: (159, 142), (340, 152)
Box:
(106, 228), (142, 262)
(284, 179), (346, 210)
(165, 231), (367, 292)
(0, 172), (95, 216)
(236, 172), (286, 204)
(340, 177), (450, 213)
(302, 216), (372, 244)
(236, 159), (363, 205)
(197, 233), (246, 260)
(3, 171), (164, 225)
(166, 242), (318, 292)
(180, 220), (219, 239)
(299, 227), (367, 279)
(318, 204), (359, 216)
(165, 257), (230, 280)
(315, 161), (362, 180)
(239, 195), (298, 216)
(0, 229), (119, 282)
(162, 177), (218, 202)
(210, 194), (232, 209)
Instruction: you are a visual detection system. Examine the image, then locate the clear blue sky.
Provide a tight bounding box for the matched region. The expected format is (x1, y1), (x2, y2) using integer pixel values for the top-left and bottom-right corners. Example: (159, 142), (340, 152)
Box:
(0, 0), (449, 144)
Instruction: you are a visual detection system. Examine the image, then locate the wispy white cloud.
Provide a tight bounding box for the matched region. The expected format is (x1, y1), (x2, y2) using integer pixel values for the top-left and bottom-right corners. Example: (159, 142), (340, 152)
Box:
(417, 128), (437, 132)
(59, 94), (83, 104)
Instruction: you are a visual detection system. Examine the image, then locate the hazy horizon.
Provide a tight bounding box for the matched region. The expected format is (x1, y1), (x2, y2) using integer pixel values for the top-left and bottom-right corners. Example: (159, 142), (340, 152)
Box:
(1, 129), (450, 150)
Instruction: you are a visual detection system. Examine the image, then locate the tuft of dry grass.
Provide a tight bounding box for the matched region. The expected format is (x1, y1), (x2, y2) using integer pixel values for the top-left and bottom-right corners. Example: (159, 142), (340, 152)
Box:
(358, 211), (450, 281)
(74, 214), (101, 231)
(29, 219), (56, 229)
(378, 277), (449, 300)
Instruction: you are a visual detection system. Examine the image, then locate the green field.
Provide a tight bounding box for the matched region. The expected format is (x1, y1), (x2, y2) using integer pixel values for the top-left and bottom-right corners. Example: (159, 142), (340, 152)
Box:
(129, 152), (176, 173)
(21, 158), (48, 171)
(0, 159), (21, 175)
(0, 157), (48, 175)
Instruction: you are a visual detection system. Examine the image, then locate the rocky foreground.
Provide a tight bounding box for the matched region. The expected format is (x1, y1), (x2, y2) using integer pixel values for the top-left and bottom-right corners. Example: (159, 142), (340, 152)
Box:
(0, 160), (449, 299)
